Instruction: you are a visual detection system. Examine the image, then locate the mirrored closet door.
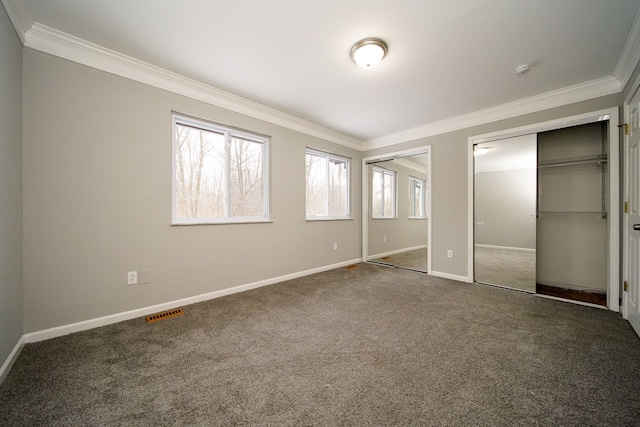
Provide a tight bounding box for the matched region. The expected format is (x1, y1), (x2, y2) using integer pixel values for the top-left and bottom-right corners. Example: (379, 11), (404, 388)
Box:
(366, 152), (429, 273)
(474, 135), (537, 291)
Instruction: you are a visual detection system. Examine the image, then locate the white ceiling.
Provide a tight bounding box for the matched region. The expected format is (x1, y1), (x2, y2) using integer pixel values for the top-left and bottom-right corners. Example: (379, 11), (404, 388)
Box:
(5, 0), (640, 145)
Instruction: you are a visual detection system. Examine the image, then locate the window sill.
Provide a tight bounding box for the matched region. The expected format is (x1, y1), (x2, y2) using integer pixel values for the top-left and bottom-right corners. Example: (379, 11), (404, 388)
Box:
(171, 219), (273, 226)
(305, 217), (353, 222)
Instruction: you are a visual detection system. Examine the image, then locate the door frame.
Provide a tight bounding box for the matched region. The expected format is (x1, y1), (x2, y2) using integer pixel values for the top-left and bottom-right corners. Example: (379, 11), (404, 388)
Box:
(362, 145), (432, 272)
(623, 85), (640, 326)
(467, 107), (620, 311)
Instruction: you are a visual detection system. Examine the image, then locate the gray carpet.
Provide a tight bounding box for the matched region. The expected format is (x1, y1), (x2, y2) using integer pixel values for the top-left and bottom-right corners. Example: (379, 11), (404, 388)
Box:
(1, 263), (639, 426)
(475, 246), (536, 292)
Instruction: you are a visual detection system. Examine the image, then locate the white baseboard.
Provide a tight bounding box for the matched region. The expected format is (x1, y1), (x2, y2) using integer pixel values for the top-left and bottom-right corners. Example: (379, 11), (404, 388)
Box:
(367, 245), (427, 260)
(23, 258), (363, 344)
(367, 250), (394, 260)
(475, 244), (536, 253)
(429, 271), (471, 283)
(0, 336), (25, 385)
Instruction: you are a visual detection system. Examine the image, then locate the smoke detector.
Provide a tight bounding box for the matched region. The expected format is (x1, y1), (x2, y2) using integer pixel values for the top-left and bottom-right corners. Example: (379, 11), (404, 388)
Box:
(515, 65), (530, 75)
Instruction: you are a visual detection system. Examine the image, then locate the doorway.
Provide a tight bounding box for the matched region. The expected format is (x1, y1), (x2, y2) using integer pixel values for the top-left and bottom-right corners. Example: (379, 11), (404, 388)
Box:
(363, 146), (431, 273)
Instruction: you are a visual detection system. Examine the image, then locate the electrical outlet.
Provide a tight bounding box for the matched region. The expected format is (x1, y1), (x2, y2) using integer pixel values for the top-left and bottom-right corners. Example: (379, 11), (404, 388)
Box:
(333, 243), (338, 251)
(447, 250), (454, 259)
(127, 271), (138, 285)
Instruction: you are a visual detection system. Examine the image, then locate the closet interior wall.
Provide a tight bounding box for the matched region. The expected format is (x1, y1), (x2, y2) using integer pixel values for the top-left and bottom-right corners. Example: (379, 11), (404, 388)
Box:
(536, 122), (609, 293)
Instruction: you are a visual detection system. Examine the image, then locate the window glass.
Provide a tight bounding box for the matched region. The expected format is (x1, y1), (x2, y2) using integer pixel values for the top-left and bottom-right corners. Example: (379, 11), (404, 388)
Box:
(305, 149), (350, 219)
(328, 158), (349, 217)
(173, 115), (269, 224)
(372, 167), (396, 218)
(409, 176), (426, 218)
(229, 135), (264, 217)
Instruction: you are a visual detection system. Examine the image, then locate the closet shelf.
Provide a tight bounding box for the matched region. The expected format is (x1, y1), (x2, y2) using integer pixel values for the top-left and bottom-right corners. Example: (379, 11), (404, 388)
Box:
(537, 210), (608, 218)
(537, 154), (607, 168)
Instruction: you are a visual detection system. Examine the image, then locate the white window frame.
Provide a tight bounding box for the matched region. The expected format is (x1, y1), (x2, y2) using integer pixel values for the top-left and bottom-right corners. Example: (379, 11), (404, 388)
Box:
(305, 148), (351, 220)
(408, 176), (427, 219)
(372, 166), (397, 219)
(172, 113), (270, 225)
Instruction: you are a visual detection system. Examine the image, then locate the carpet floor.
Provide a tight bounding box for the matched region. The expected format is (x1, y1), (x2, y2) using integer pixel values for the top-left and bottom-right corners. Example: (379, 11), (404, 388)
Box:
(1, 263), (639, 426)
(371, 247), (428, 272)
(475, 247), (536, 292)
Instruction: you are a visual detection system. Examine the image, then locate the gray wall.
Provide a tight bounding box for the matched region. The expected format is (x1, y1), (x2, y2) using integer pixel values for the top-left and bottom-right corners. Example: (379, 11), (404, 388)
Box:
(0, 4), (23, 371)
(475, 168), (536, 250)
(364, 94), (622, 278)
(22, 49), (362, 332)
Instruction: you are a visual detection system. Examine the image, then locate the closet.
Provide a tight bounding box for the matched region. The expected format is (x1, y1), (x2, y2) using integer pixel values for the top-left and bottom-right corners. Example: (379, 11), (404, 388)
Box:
(474, 121), (609, 306)
(536, 122), (608, 304)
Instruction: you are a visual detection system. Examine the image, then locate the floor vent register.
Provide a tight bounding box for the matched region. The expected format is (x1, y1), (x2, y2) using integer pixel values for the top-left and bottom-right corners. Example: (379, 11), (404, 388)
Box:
(146, 308), (185, 323)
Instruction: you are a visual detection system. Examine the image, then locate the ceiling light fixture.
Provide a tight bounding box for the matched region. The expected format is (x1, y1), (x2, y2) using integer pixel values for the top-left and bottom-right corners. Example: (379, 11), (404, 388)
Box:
(351, 38), (388, 69)
(474, 146), (492, 156)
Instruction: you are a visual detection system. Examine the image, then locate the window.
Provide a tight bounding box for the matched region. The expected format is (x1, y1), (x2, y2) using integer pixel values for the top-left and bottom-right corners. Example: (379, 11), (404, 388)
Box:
(408, 176), (426, 218)
(372, 166), (396, 218)
(305, 149), (350, 219)
(172, 114), (269, 224)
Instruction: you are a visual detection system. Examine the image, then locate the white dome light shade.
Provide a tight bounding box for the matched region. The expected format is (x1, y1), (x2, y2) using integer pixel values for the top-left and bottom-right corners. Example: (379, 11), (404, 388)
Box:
(351, 38), (388, 69)
(474, 146), (492, 156)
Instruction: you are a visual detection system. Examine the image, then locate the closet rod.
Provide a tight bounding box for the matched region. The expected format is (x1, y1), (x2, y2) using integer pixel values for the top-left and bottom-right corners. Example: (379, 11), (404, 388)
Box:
(538, 159), (607, 169)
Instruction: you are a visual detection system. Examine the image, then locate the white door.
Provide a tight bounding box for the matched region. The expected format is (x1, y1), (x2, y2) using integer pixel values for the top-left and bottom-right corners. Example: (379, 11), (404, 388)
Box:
(625, 90), (640, 337)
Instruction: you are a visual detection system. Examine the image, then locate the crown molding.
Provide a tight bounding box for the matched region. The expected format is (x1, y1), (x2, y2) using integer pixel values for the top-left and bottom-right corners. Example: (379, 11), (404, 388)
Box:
(364, 76), (621, 150)
(614, 6), (640, 91)
(1, 0), (33, 44)
(23, 22), (364, 151)
(13, 11), (635, 153)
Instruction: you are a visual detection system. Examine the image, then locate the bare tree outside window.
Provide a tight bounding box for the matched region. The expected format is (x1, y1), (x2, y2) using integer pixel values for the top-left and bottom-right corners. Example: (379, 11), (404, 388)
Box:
(372, 167), (396, 218)
(409, 177), (426, 218)
(230, 136), (264, 217)
(329, 159), (348, 216)
(306, 153), (328, 216)
(372, 169), (383, 216)
(173, 115), (269, 224)
(415, 181), (424, 217)
(175, 124), (224, 219)
(305, 149), (350, 219)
